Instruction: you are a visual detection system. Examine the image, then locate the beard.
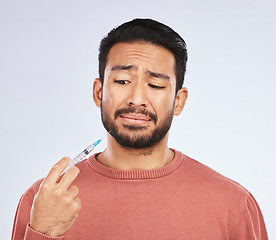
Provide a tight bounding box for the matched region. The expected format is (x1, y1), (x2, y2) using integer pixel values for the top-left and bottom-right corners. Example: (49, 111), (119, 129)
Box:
(101, 104), (174, 149)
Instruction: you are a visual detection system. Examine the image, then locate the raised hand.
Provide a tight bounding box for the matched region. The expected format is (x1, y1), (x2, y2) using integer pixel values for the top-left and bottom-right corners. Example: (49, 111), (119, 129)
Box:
(30, 157), (81, 237)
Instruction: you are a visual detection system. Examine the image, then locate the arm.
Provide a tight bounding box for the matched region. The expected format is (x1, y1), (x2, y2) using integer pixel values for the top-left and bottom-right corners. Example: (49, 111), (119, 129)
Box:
(232, 192), (268, 240)
(12, 192), (64, 240)
(12, 193), (31, 240)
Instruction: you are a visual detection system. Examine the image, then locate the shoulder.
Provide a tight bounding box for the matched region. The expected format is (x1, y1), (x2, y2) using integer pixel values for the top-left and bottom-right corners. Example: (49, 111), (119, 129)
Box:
(174, 149), (249, 199)
(174, 150), (254, 227)
(24, 178), (44, 201)
(174, 150), (268, 239)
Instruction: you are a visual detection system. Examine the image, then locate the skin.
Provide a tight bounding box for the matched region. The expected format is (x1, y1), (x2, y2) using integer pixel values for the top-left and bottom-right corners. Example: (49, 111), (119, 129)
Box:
(93, 42), (188, 170)
(30, 157), (81, 237)
(29, 41), (188, 237)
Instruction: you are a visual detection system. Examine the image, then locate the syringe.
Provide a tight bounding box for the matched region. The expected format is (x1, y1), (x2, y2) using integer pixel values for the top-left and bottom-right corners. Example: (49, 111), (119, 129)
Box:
(61, 135), (105, 175)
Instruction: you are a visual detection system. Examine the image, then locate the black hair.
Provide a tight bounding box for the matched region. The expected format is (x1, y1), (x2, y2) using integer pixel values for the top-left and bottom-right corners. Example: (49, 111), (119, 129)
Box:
(98, 18), (188, 93)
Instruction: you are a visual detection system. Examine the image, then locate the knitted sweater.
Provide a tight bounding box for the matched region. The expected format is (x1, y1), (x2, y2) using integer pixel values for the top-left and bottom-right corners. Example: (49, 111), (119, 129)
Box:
(12, 150), (268, 239)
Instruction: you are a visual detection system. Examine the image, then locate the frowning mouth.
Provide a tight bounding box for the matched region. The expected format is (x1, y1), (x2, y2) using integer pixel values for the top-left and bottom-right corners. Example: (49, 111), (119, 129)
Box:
(114, 107), (157, 124)
(120, 113), (151, 122)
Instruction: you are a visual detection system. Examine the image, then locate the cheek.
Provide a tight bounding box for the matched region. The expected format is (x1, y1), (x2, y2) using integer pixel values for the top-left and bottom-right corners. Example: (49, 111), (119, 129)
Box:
(101, 86), (112, 112)
(152, 94), (175, 118)
(102, 87), (125, 112)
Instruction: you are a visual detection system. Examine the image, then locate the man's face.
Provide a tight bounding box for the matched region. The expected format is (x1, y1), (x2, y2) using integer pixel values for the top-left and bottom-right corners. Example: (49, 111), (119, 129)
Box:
(96, 42), (181, 149)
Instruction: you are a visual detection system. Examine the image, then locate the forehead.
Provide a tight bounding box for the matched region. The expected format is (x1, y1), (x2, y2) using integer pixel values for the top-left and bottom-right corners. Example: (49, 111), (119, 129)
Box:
(105, 42), (176, 73)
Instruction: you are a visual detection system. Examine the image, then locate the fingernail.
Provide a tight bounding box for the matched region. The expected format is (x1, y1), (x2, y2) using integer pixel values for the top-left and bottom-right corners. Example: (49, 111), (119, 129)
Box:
(64, 156), (71, 161)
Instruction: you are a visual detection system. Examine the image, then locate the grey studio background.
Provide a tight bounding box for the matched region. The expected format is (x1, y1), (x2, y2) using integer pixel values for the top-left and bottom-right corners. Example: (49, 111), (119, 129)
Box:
(1, 0), (275, 239)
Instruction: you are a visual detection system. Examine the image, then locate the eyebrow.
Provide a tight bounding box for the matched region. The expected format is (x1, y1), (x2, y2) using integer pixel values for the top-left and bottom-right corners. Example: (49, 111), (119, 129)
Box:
(110, 64), (170, 81)
(111, 65), (137, 71)
(146, 70), (170, 81)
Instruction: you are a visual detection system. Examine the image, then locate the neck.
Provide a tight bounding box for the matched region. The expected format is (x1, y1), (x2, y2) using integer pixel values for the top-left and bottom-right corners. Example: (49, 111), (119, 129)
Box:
(96, 133), (174, 170)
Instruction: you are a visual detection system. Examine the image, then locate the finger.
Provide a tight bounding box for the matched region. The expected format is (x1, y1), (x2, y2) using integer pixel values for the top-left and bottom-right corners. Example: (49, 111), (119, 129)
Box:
(59, 166), (80, 190)
(44, 157), (71, 185)
(74, 197), (81, 211)
(70, 196), (81, 217)
(67, 185), (79, 199)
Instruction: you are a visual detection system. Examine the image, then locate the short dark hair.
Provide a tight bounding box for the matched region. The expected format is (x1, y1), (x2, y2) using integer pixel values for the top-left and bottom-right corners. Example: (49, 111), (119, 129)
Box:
(98, 18), (188, 93)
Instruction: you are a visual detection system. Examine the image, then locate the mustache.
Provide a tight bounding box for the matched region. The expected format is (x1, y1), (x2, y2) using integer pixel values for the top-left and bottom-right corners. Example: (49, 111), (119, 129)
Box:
(114, 107), (157, 124)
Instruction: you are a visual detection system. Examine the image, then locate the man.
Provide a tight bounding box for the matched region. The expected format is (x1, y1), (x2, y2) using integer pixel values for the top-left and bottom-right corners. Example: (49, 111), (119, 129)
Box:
(12, 18), (268, 239)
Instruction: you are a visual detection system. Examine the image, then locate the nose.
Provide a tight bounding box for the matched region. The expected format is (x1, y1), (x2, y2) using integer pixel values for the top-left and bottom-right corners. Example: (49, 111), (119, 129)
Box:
(127, 82), (148, 107)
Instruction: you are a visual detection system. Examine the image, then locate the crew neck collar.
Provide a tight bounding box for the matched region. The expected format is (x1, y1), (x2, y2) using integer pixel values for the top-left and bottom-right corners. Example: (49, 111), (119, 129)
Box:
(87, 149), (184, 180)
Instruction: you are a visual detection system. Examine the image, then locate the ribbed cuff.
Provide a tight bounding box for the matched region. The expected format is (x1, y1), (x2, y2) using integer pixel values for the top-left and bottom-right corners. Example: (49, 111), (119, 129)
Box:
(24, 224), (65, 240)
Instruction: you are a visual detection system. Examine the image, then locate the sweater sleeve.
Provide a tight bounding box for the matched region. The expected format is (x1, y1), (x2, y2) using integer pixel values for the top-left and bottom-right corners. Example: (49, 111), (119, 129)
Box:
(11, 193), (64, 240)
(232, 192), (268, 240)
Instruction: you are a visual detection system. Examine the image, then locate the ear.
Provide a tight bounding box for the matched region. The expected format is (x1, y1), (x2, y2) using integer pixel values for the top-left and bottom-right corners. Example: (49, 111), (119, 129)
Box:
(174, 87), (188, 116)
(93, 78), (102, 108)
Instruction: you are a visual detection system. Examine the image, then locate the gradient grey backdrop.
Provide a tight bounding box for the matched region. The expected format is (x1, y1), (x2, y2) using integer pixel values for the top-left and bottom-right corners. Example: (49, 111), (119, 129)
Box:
(1, 0), (275, 239)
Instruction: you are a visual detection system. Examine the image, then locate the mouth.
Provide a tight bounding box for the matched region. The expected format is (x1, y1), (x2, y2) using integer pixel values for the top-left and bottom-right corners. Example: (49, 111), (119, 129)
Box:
(120, 113), (151, 124)
(114, 107), (157, 124)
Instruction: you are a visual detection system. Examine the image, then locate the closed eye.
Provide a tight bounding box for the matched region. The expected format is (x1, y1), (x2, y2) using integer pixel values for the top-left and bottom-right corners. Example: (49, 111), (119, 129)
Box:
(148, 84), (165, 89)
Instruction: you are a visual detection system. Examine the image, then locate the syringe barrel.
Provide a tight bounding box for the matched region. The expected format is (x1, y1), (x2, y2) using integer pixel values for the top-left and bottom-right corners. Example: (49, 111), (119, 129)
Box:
(72, 144), (95, 163)
(61, 141), (99, 175)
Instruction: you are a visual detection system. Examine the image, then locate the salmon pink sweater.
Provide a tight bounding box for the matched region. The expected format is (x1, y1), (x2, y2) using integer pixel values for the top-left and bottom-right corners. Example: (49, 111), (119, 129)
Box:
(12, 150), (268, 239)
